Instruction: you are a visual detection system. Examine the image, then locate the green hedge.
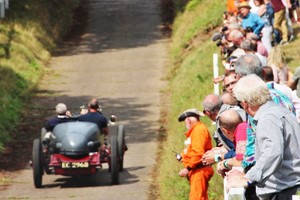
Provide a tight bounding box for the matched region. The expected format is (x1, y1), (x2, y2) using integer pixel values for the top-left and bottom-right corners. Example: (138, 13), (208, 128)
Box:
(0, 0), (83, 151)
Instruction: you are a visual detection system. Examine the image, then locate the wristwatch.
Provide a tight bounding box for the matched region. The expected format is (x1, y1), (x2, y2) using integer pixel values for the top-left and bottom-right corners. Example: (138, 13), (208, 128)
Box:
(214, 154), (222, 162)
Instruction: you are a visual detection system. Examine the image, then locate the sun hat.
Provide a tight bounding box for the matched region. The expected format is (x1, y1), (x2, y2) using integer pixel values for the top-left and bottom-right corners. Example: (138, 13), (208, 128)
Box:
(178, 108), (204, 122)
(238, 2), (251, 9)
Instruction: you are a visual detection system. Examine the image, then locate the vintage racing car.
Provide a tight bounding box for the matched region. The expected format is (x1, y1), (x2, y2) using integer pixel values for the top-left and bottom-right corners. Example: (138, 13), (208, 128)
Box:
(31, 116), (126, 188)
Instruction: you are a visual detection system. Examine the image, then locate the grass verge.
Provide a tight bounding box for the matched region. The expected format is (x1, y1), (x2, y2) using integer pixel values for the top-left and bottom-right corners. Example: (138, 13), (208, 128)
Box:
(0, 0), (85, 152)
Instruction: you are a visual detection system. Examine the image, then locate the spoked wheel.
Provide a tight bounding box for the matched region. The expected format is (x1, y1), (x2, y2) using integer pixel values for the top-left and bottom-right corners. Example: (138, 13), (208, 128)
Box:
(117, 124), (125, 171)
(32, 138), (43, 188)
(110, 135), (119, 185)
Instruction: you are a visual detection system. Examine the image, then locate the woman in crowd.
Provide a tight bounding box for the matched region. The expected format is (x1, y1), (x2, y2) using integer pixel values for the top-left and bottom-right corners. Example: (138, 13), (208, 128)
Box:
(254, 0), (273, 52)
(267, 46), (289, 85)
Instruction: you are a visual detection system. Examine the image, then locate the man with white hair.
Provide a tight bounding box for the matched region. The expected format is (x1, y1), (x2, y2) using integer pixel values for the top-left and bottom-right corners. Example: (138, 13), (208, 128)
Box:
(234, 54), (296, 199)
(177, 108), (214, 200)
(240, 39), (267, 66)
(43, 103), (74, 145)
(227, 74), (300, 199)
(45, 103), (73, 132)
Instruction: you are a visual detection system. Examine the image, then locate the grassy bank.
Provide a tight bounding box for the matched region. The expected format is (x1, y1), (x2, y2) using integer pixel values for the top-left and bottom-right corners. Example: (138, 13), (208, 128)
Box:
(157, 0), (300, 199)
(158, 0), (225, 199)
(0, 0), (85, 151)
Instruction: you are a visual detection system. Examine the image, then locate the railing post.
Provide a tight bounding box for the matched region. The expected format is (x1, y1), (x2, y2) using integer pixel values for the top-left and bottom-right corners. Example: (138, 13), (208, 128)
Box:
(224, 167), (245, 200)
(4, 0), (9, 9)
(0, 0), (5, 18)
(213, 53), (219, 95)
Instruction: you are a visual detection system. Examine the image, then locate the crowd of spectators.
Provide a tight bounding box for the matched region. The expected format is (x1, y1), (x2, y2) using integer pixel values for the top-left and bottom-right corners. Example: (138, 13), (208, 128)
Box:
(213, 0), (299, 77)
(177, 1), (300, 199)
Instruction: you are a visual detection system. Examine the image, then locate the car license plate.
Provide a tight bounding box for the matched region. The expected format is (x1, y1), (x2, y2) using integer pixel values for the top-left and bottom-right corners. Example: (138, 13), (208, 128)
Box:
(61, 162), (89, 168)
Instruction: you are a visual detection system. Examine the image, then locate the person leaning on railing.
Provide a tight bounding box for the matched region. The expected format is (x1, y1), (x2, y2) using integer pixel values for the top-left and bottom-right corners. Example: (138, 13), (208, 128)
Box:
(227, 74), (300, 200)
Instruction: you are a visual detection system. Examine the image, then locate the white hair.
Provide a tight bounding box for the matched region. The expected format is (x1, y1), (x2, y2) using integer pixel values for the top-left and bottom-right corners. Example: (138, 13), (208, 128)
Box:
(228, 22), (241, 30)
(56, 103), (67, 114)
(229, 29), (244, 40)
(233, 74), (271, 106)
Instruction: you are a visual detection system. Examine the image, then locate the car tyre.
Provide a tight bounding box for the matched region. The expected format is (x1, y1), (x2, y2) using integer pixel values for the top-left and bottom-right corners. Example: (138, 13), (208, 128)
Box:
(33, 138), (43, 188)
(117, 124), (125, 171)
(110, 135), (119, 185)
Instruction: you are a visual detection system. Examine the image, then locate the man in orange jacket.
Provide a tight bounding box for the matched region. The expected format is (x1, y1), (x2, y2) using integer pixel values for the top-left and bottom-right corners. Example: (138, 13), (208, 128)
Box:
(178, 108), (214, 200)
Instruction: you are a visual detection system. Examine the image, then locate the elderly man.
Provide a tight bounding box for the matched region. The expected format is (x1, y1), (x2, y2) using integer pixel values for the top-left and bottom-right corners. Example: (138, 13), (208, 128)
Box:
(202, 93), (246, 166)
(227, 74), (300, 200)
(234, 54), (295, 200)
(240, 39), (267, 66)
(45, 103), (73, 132)
(227, 29), (246, 56)
(202, 94), (229, 149)
(216, 109), (247, 177)
(238, 2), (265, 37)
(43, 103), (75, 144)
(177, 108), (214, 200)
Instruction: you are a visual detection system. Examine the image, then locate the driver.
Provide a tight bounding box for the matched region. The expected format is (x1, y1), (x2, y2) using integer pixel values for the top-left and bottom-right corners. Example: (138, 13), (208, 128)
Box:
(78, 98), (108, 135)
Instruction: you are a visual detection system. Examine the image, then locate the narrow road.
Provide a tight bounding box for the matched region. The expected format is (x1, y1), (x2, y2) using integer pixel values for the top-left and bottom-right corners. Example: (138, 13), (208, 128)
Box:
(0, 0), (168, 199)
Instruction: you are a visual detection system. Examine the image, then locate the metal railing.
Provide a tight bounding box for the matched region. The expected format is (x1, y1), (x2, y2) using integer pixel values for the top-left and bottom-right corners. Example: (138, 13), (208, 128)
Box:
(0, 0), (9, 18)
(213, 54), (245, 200)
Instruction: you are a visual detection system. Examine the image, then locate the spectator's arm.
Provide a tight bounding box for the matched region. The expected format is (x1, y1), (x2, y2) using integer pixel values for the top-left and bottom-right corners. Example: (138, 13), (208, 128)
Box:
(102, 127), (109, 135)
(224, 148), (236, 159)
(286, 0), (292, 9)
(257, 4), (266, 17)
(253, 15), (265, 36)
(288, 79), (298, 90)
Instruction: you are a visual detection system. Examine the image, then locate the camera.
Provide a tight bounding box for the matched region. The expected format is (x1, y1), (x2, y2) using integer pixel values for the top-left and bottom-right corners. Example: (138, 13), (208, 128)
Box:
(244, 26), (253, 33)
(216, 40), (223, 47)
(221, 26), (228, 33)
(175, 153), (182, 161)
(221, 44), (237, 57)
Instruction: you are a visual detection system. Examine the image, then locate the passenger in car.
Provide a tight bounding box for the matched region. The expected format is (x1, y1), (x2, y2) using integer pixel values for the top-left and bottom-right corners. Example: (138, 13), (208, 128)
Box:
(43, 103), (75, 145)
(45, 103), (74, 132)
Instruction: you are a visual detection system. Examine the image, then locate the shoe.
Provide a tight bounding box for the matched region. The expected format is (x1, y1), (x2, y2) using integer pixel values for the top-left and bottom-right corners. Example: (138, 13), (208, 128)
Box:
(289, 35), (294, 42)
(280, 40), (289, 46)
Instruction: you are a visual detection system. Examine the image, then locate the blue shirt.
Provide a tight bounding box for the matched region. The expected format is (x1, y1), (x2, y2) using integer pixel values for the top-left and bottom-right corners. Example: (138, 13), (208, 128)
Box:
(78, 112), (108, 132)
(45, 115), (75, 131)
(241, 12), (265, 36)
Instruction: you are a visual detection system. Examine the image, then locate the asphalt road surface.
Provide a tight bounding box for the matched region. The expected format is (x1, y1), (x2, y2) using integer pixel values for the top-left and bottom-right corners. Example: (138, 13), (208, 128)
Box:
(0, 0), (168, 199)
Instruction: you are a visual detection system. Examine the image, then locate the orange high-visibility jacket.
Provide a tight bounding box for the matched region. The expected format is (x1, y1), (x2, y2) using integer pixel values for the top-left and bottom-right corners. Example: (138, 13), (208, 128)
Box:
(181, 121), (214, 200)
(181, 121), (213, 169)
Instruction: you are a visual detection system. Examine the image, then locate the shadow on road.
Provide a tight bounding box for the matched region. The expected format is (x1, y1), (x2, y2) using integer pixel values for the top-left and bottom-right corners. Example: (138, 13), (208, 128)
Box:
(53, 0), (166, 57)
(38, 166), (142, 188)
(0, 91), (159, 173)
